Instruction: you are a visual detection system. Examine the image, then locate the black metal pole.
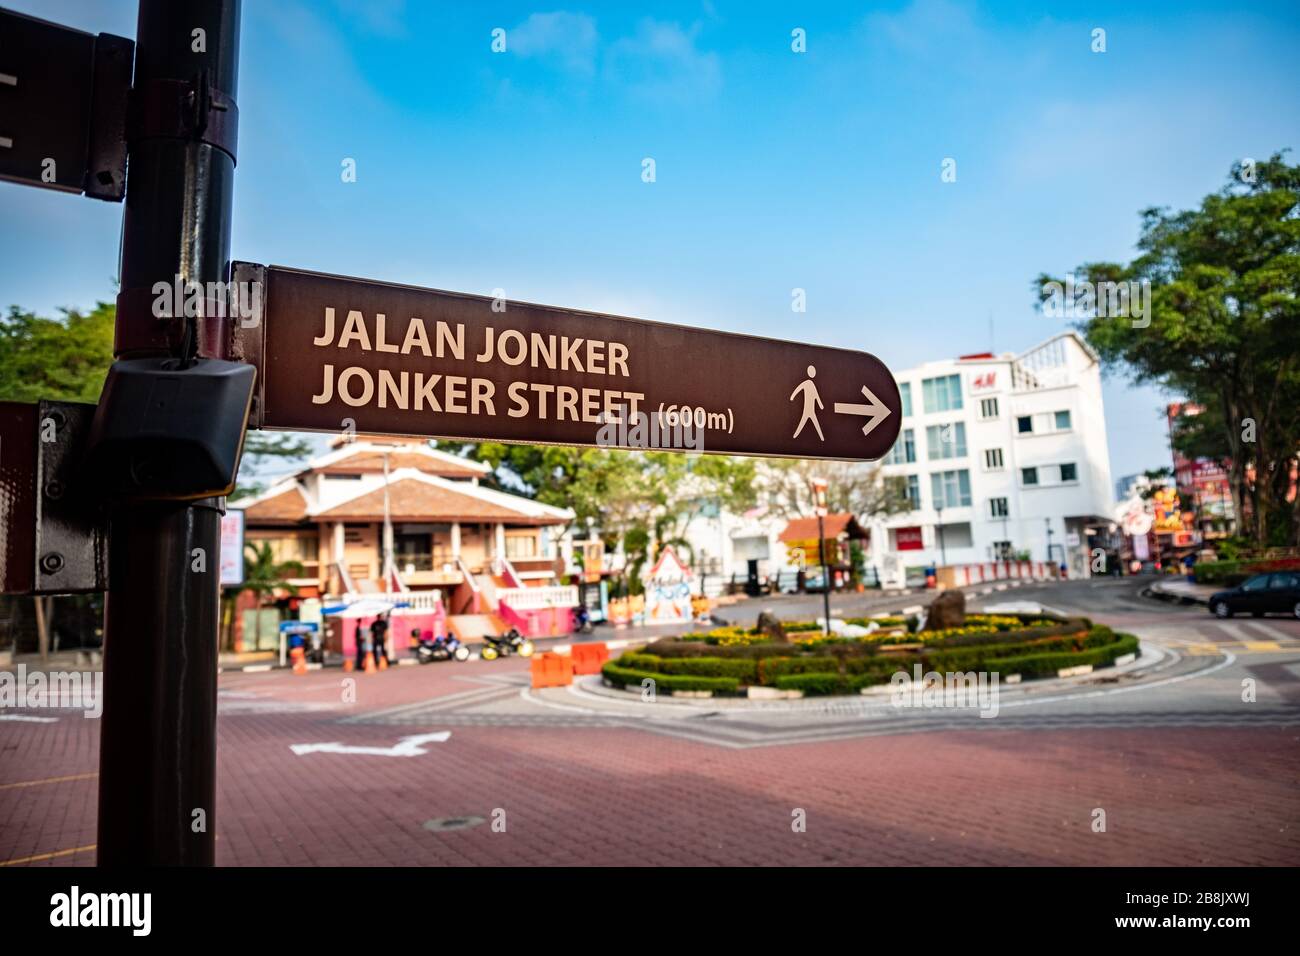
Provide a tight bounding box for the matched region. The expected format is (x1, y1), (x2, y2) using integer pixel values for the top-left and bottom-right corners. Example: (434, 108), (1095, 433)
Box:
(97, 0), (241, 867)
(818, 513), (830, 635)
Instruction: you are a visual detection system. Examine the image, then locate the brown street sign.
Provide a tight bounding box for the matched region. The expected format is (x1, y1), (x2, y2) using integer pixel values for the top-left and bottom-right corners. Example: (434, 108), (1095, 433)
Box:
(233, 263), (902, 461)
(0, 7), (133, 201)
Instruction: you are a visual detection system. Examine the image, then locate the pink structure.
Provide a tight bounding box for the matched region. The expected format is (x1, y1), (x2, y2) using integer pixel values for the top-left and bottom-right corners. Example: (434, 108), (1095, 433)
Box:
(930, 560), (1062, 589)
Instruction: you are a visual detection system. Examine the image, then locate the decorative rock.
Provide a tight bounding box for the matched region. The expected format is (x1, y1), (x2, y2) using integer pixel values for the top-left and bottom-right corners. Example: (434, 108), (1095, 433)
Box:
(1057, 664), (1094, 678)
(1114, 653), (1137, 666)
(923, 589), (966, 631)
(671, 689), (713, 699)
(756, 610), (788, 643)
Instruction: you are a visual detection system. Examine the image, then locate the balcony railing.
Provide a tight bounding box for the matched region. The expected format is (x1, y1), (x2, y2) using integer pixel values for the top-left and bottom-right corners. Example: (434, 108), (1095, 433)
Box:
(498, 585), (579, 610)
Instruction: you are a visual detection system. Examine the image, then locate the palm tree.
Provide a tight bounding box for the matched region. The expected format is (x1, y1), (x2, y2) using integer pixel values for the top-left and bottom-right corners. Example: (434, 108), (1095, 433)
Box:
(237, 542), (305, 649)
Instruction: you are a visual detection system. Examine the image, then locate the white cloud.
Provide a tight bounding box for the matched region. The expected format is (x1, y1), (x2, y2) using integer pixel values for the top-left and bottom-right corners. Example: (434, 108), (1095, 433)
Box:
(509, 11), (600, 76)
(604, 18), (721, 103)
(502, 13), (720, 104)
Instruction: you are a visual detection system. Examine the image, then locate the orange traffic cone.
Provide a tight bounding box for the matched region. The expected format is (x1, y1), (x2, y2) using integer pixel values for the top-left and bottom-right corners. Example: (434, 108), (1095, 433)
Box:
(363, 651), (376, 674)
(343, 658), (354, 673)
(291, 647), (307, 675)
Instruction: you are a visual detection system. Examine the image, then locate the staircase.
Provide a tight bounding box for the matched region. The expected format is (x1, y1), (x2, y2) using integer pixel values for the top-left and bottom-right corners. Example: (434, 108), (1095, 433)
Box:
(446, 613), (507, 644)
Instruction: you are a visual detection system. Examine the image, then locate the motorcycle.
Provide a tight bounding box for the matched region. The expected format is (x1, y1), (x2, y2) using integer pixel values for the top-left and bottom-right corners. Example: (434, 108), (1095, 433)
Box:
(415, 633), (471, 664)
(479, 628), (535, 660)
(573, 604), (595, 635)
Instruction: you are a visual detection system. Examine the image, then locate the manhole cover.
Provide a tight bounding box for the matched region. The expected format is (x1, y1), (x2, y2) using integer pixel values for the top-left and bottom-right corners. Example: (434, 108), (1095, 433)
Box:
(422, 815), (486, 833)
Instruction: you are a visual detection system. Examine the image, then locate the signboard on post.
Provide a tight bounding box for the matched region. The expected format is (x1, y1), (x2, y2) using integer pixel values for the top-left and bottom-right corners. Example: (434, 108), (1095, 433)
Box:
(234, 263), (901, 461)
(219, 510), (245, 587)
(0, 8), (133, 201)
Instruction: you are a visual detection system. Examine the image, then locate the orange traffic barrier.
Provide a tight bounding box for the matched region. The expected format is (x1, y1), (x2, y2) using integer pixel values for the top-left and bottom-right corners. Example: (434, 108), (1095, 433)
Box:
(569, 642), (609, 676)
(290, 646), (307, 675)
(530, 652), (574, 689)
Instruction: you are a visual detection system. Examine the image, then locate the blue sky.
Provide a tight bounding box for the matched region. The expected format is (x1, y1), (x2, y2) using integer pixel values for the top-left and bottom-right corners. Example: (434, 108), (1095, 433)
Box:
(4, 0), (1299, 483)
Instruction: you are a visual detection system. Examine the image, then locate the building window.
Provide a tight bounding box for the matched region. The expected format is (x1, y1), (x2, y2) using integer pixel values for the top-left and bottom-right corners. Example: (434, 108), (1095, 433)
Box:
(1016, 415), (1033, 434)
(899, 382), (913, 417)
(883, 428), (916, 465)
(1022, 467), (1039, 486)
(1060, 462), (1078, 482)
(905, 475), (921, 509)
(926, 422), (967, 460)
(505, 533), (539, 559)
(983, 448), (1004, 470)
(922, 374), (963, 413)
(395, 532), (432, 571)
(989, 497), (1009, 518)
(1055, 409), (1072, 430)
(979, 397), (999, 419)
(930, 469), (972, 508)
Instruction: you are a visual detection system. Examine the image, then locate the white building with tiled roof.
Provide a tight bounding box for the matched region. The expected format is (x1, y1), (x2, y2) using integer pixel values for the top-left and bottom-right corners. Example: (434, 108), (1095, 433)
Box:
(236, 435), (573, 599)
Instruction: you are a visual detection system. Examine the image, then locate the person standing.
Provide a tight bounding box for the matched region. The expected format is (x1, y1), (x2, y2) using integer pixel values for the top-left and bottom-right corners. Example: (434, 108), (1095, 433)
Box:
(370, 612), (391, 668)
(354, 620), (367, 671)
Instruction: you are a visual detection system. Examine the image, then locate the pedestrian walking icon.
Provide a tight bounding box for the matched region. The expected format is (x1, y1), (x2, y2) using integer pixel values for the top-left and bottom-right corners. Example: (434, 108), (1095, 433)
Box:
(791, 365), (825, 440)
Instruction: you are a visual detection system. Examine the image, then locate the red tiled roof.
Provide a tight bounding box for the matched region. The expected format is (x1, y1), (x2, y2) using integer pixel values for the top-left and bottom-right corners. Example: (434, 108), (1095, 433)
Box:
(315, 477), (567, 525)
(778, 513), (867, 542)
(241, 485), (308, 523)
(317, 449), (484, 478)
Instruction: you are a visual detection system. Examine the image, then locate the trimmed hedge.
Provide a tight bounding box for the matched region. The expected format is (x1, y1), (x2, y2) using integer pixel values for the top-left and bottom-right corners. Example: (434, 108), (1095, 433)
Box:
(605, 626), (1140, 695)
(773, 673), (851, 695)
(601, 663), (740, 694)
(1194, 557), (1300, 587)
(618, 652), (759, 682)
(981, 633), (1139, 678)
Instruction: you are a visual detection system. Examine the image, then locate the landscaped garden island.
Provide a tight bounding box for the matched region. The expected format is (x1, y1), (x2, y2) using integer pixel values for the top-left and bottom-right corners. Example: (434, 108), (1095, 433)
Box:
(601, 608), (1140, 698)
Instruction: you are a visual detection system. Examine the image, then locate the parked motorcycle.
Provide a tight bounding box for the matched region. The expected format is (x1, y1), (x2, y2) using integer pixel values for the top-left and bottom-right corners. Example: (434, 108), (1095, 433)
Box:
(573, 604), (595, 635)
(415, 633), (471, 664)
(479, 628), (535, 660)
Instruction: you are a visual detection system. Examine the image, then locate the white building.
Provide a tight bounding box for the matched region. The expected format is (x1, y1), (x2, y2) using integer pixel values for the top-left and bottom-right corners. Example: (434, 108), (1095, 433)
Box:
(868, 332), (1114, 580)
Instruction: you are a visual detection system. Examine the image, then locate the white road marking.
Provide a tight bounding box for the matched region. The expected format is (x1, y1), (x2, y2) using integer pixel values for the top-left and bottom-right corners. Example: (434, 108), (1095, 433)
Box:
(290, 731), (451, 757)
(1213, 622), (1250, 642)
(0, 714), (59, 723)
(1239, 620), (1295, 642)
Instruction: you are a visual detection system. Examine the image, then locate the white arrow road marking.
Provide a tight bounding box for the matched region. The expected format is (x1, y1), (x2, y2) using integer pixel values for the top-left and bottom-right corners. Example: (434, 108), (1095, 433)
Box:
(290, 731), (451, 757)
(833, 385), (893, 437)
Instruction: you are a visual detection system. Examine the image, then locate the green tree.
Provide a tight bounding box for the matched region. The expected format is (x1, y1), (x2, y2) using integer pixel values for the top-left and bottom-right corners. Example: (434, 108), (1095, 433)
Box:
(231, 432), (315, 500)
(0, 302), (115, 402)
(1037, 152), (1300, 546)
(232, 542), (304, 649)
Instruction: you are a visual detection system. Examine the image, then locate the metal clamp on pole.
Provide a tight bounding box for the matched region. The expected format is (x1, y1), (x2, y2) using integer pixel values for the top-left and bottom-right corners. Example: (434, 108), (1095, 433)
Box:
(129, 70), (239, 164)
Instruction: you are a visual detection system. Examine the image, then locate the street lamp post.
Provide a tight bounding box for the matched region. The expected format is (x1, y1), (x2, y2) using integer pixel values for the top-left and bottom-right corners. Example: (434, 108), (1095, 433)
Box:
(1045, 517), (1054, 572)
(936, 504), (947, 566)
(810, 477), (831, 636)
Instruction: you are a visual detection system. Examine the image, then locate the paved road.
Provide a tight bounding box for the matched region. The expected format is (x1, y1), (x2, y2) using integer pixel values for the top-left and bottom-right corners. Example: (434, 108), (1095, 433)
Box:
(2, 578), (1297, 866)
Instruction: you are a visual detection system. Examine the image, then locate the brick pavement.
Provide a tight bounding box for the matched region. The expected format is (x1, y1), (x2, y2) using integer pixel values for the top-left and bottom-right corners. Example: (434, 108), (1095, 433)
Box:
(3, 671), (1298, 865)
(5, 584), (1299, 867)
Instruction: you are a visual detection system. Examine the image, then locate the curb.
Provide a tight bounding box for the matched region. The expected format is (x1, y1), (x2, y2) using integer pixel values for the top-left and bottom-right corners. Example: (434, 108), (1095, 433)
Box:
(1144, 583), (1211, 607)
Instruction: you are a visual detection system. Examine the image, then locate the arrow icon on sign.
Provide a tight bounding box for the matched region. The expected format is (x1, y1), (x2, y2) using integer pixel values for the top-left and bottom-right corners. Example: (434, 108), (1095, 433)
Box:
(833, 386), (893, 438)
